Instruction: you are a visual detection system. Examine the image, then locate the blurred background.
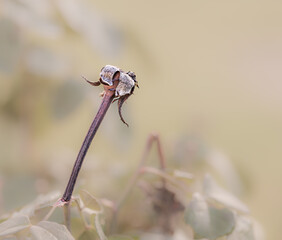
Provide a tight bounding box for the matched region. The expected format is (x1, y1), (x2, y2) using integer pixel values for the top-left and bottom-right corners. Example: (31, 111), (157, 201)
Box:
(0, 0), (281, 238)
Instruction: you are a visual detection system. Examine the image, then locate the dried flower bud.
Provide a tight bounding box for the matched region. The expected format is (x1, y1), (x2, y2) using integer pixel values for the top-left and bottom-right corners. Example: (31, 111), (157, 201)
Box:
(86, 65), (138, 126)
(115, 72), (136, 97)
(100, 65), (120, 86)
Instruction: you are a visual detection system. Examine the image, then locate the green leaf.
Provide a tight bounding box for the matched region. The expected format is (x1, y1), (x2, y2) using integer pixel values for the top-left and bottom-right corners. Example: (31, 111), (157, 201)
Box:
(184, 193), (235, 240)
(78, 229), (98, 240)
(0, 215), (30, 237)
(203, 174), (249, 213)
(30, 225), (57, 240)
(108, 235), (135, 240)
(227, 215), (255, 240)
(80, 190), (102, 215)
(17, 191), (60, 217)
(36, 221), (74, 240)
(54, 0), (122, 58)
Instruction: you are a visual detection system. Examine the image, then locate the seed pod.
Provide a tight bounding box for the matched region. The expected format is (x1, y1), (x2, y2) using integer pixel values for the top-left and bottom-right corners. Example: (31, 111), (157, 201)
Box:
(100, 65), (120, 86)
(115, 72), (136, 97)
(94, 65), (138, 127)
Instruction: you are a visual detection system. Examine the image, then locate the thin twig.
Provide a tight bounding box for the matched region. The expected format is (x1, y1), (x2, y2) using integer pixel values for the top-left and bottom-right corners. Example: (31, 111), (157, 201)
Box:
(115, 134), (156, 209)
(155, 135), (166, 170)
(110, 133), (166, 233)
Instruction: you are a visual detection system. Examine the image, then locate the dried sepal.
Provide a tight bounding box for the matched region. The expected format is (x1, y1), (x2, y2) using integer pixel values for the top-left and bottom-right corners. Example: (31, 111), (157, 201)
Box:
(118, 94), (130, 127)
(82, 75), (101, 86)
(87, 80), (101, 86)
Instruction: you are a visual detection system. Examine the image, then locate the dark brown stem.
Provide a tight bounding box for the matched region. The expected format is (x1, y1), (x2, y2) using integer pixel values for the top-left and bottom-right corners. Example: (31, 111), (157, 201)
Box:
(61, 89), (115, 202)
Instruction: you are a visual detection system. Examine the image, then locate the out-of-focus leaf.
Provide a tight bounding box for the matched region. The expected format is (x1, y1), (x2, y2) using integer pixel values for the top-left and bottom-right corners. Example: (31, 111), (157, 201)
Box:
(2, 237), (17, 240)
(173, 229), (193, 240)
(0, 18), (22, 74)
(141, 167), (184, 187)
(78, 229), (98, 240)
(150, 185), (185, 233)
(140, 231), (189, 240)
(36, 221), (74, 240)
(227, 215), (255, 240)
(54, 0), (123, 57)
(80, 190), (102, 215)
(109, 235), (135, 240)
(207, 150), (244, 195)
(203, 174), (249, 213)
(30, 225), (57, 240)
(0, 215), (30, 236)
(52, 80), (85, 119)
(25, 47), (69, 78)
(2, 174), (36, 210)
(173, 169), (194, 180)
(15, 191), (60, 217)
(2, 0), (62, 38)
(172, 134), (207, 166)
(184, 193), (235, 240)
(94, 214), (107, 240)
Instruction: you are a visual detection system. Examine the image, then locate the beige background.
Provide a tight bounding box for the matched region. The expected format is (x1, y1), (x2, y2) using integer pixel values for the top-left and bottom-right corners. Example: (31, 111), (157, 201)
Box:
(0, 0), (281, 239)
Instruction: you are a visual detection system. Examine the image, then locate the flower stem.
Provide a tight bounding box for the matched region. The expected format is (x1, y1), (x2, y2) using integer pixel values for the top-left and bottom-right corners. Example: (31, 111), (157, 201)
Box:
(62, 89), (115, 202)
